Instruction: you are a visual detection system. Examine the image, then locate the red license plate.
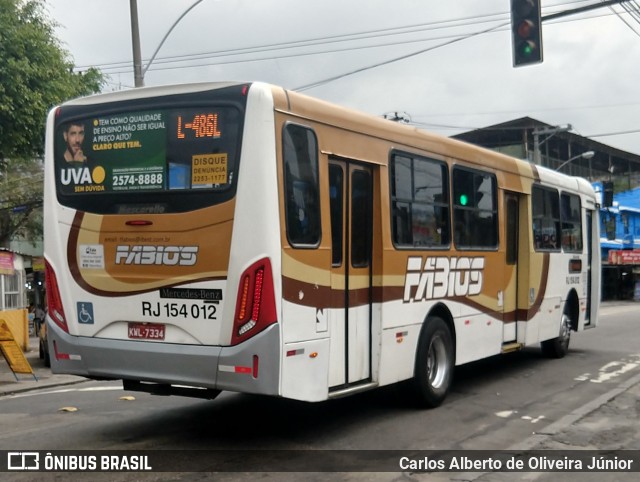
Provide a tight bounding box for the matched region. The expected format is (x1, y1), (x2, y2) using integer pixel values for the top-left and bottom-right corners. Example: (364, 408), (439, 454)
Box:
(128, 322), (165, 340)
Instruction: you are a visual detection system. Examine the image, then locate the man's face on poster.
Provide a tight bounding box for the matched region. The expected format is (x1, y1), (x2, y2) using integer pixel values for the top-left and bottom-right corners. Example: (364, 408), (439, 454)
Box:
(64, 124), (85, 158)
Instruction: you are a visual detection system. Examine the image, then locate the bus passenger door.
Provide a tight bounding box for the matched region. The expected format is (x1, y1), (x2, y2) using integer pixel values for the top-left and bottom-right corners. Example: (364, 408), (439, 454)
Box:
(503, 192), (520, 343)
(328, 160), (373, 389)
(584, 209), (600, 328)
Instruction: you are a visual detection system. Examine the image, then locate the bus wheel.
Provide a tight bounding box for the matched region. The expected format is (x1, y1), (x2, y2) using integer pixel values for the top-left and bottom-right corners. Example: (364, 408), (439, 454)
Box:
(40, 338), (50, 368)
(541, 313), (571, 359)
(411, 316), (454, 408)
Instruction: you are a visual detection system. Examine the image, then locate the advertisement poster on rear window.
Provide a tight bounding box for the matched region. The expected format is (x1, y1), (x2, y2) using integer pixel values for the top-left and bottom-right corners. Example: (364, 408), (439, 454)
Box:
(55, 111), (167, 195)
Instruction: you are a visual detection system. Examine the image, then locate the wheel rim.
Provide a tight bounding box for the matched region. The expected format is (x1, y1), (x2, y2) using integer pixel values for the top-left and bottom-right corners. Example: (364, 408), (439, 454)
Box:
(559, 314), (571, 348)
(427, 333), (450, 389)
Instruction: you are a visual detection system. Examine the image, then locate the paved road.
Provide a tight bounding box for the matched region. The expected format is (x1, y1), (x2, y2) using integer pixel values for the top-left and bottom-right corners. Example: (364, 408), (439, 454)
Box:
(1, 301), (638, 481)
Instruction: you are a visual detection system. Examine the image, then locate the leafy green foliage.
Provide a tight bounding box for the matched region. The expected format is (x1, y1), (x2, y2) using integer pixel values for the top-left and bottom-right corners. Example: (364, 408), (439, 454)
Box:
(0, 158), (44, 247)
(0, 0), (105, 246)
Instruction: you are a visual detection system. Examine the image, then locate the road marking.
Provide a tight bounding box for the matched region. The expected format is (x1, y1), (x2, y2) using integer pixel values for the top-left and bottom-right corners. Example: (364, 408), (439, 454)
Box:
(521, 415), (545, 423)
(573, 354), (640, 384)
(0, 384), (121, 401)
(495, 410), (517, 418)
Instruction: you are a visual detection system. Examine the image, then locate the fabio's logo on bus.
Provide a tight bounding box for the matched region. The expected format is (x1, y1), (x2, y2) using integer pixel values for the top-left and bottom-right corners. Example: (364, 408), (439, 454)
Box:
(403, 256), (485, 302)
(115, 245), (198, 266)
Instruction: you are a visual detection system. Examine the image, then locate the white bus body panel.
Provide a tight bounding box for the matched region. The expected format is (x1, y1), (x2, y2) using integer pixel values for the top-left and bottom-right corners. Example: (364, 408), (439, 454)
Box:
(44, 83), (287, 397)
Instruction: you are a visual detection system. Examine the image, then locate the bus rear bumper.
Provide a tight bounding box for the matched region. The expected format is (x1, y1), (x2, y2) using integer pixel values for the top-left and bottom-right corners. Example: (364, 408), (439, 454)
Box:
(46, 318), (281, 397)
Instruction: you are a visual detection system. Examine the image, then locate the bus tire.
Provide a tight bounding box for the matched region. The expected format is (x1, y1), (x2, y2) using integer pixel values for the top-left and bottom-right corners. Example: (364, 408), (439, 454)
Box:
(541, 313), (571, 359)
(40, 338), (50, 368)
(410, 316), (454, 408)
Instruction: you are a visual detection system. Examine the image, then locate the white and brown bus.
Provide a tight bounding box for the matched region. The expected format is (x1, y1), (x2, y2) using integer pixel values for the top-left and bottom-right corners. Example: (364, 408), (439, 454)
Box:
(44, 82), (600, 407)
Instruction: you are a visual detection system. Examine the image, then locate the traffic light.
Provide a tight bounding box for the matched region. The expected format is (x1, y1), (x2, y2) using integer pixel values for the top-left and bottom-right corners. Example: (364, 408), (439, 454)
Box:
(511, 0), (543, 67)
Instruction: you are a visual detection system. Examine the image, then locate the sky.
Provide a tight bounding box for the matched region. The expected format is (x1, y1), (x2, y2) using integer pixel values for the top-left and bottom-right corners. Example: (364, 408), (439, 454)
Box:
(44, 0), (640, 155)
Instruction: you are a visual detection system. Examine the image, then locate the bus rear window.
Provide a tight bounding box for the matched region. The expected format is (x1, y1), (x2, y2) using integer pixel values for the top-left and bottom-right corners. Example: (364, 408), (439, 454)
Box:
(54, 89), (246, 214)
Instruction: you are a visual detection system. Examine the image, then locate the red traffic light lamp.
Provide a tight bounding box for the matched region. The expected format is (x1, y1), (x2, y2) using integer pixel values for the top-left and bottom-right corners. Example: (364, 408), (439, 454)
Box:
(511, 0), (543, 67)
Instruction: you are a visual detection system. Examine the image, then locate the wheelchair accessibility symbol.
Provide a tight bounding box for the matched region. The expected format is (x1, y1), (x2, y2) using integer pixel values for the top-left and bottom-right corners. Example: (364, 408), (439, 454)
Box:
(77, 302), (94, 324)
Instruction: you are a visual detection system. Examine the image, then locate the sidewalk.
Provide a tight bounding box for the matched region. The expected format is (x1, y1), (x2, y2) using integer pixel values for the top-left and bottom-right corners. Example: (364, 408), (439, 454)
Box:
(463, 372), (640, 482)
(0, 335), (85, 396)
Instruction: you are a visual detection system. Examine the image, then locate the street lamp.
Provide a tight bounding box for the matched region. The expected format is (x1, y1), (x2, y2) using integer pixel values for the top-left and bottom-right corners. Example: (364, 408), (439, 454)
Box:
(555, 150), (595, 171)
(129, 0), (205, 87)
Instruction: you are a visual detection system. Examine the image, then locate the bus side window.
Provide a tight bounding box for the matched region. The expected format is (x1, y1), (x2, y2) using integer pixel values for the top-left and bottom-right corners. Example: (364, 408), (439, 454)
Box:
(561, 193), (583, 252)
(283, 124), (320, 247)
(452, 167), (497, 249)
(532, 186), (561, 251)
(329, 164), (344, 266)
(390, 152), (450, 248)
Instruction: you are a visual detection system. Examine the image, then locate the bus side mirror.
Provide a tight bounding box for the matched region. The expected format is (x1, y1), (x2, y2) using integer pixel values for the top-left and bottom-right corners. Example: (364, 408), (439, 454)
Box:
(602, 181), (614, 208)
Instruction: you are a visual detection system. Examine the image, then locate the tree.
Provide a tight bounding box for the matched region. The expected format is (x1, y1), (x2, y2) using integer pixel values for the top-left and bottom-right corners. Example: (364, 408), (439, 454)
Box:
(0, 0), (105, 247)
(0, 157), (44, 247)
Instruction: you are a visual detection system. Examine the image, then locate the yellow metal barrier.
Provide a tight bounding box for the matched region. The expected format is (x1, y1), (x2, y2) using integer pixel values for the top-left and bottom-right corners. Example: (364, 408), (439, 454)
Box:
(0, 317), (36, 380)
(0, 309), (29, 351)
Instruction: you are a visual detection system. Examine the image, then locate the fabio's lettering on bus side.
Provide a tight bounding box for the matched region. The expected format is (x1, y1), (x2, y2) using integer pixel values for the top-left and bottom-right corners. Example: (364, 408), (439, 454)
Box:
(403, 256), (485, 302)
(115, 245), (198, 266)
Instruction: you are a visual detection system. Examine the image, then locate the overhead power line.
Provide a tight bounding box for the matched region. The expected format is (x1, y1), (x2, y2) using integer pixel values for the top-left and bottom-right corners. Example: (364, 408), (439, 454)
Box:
(293, 20), (509, 91)
(82, 9), (513, 72)
(543, 0), (634, 20)
(75, 1), (625, 77)
(87, 15), (515, 76)
(291, 1), (637, 92)
(588, 128), (640, 137)
(607, 0), (640, 37)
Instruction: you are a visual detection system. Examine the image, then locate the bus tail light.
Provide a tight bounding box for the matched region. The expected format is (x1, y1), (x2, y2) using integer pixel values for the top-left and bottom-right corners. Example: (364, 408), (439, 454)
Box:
(45, 260), (69, 333)
(232, 258), (277, 345)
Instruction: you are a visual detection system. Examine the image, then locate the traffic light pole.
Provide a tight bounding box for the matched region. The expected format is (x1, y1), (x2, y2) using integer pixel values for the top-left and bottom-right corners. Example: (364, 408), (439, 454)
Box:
(542, 0), (632, 22)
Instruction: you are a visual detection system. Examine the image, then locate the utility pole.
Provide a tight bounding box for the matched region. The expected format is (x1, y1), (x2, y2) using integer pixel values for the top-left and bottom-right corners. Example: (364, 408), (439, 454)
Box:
(130, 0), (144, 88)
(532, 125), (572, 166)
(129, 0), (204, 88)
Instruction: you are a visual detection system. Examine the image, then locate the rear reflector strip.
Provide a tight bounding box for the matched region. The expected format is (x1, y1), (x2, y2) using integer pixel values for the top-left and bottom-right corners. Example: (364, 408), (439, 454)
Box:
(219, 364), (252, 374)
(53, 341), (81, 361)
(219, 356), (260, 379)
